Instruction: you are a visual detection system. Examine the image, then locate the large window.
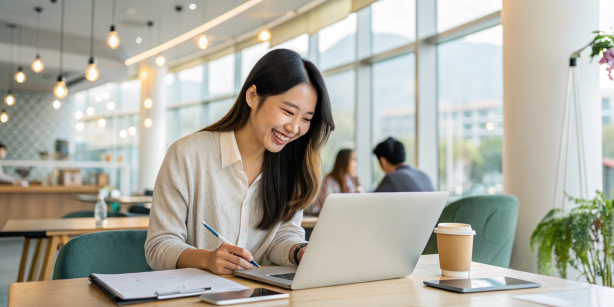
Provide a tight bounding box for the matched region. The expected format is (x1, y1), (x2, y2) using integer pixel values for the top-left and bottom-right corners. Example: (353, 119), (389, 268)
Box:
(322, 70), (356, 175)
(371, 0), (416, 54)
(178, 65), (204, 103)
(318, 14), (357, 71)
(208, 53), (236, 97)
(437, 0), (501, 32)
(274, 33), (309, 57)
(437, 25), (503, 196)
(241, 42), (270, 83)
(372, 53), (416, 188)
(601, 0), (614, 197)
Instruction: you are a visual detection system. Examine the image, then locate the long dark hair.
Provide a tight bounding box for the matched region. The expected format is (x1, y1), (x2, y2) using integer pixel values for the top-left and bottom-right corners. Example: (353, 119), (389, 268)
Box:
(202, 49), (335, 230)
(328, 149), (353, 193)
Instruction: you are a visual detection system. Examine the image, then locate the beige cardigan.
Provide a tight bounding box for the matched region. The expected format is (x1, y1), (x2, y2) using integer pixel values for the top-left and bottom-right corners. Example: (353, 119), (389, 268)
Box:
(145, 131), (305, 270)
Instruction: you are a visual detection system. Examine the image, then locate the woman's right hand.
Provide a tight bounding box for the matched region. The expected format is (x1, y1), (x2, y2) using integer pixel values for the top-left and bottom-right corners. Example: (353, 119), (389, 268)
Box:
(205, 243), (254, 274)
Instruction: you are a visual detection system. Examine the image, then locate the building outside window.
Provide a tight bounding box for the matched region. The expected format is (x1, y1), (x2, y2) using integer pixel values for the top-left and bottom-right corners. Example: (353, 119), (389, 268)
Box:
(438, 25), (503, 197)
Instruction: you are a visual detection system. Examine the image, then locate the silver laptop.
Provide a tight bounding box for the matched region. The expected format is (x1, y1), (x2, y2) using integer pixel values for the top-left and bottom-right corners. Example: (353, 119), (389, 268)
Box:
(234, 191), (449, 290)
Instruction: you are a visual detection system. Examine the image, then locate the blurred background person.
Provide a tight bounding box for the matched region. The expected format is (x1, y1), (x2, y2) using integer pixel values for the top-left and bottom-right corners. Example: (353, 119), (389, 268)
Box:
(373, 137), (433, 193)
(0, 143), (26, 186)
(310, 149), (363, 216)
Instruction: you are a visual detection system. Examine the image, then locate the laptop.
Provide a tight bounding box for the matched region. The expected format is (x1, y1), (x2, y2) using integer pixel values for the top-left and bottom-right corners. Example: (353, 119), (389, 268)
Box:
(234, 191), (449, 290)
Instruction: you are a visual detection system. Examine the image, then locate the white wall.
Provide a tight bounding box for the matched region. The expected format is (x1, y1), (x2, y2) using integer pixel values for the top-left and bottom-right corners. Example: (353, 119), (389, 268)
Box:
(503, 0), (601, 272)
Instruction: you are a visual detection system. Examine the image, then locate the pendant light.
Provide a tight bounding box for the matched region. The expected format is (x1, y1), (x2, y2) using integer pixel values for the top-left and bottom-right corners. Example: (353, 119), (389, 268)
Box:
(31, 7), (44, 73)
(5, 24), (16, 105)
(14, 27), (26, 83)
(154, 17), (165, 67)
(0, 110), (8, 123)
(197, 1), (208, 49)
(85, 0), (100, 82)
(54, 0), (68, 98)
(142, 21), (154, 110)
(106, 0), (120, 49)
(258, 29), (271, 42)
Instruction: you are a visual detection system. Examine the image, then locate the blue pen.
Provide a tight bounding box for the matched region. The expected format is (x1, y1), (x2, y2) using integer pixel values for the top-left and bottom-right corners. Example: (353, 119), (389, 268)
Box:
(202, 220), (260, 268)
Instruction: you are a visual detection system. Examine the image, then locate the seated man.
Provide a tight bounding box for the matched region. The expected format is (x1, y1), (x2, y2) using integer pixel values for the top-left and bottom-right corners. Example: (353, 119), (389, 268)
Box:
(373, 137), (434, 192)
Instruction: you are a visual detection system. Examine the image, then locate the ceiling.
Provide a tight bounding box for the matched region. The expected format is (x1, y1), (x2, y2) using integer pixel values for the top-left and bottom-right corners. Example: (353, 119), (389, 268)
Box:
(0, 0), (315, 92)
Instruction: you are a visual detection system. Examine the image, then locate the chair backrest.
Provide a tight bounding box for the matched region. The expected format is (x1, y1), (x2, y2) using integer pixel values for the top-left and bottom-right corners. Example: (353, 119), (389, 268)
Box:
(62, 211), (128, 218)
(128, 205), (151, 215)
(53, 230), (152, 280)
(422, 195), (519, 268)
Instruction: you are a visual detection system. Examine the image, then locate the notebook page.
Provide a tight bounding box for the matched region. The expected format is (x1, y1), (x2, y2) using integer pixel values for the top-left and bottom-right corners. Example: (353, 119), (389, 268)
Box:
(93, 268), (248, 300)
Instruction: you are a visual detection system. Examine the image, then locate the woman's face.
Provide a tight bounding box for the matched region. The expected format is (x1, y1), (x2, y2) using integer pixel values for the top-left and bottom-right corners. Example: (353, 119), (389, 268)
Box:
(246, 83), (317, 153)
(347, 152), (357, 176)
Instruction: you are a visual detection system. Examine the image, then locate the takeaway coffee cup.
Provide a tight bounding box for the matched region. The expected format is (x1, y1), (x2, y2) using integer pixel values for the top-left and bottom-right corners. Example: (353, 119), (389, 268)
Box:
(434, 223), (476, 277)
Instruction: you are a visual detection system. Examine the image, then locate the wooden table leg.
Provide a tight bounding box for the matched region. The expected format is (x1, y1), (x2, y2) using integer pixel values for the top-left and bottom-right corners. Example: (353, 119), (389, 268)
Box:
(16, 238), (31, 282)
(28, 238), (45, 282)
(39, 236), (60, 281)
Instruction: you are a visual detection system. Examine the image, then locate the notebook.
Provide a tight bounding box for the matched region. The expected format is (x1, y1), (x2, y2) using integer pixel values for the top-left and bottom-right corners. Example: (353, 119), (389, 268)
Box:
(89, 268), (248, 306)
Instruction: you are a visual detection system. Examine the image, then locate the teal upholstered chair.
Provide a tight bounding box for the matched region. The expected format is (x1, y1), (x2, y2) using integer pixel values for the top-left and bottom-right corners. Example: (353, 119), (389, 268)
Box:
(53, 230), (152, 279)
(422, 195), (519, 268)
(62, 211), (128, 218)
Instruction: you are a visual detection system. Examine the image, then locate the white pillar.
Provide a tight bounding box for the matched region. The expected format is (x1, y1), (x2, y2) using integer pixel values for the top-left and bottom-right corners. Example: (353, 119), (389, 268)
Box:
(503, 0), (601, 272)
(138, 59), (167, 192)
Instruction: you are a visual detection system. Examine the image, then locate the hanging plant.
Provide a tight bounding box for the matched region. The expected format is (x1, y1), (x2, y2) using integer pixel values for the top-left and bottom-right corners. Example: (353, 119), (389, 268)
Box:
(587, 30), (614, 80)
(530, 191), (614, 287)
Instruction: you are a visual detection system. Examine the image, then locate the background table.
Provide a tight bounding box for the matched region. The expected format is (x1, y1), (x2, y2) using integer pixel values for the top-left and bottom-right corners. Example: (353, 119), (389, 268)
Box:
(73, 195), (153, 204)
(9, 254), (614, 307)
(1, 217), (149, 282)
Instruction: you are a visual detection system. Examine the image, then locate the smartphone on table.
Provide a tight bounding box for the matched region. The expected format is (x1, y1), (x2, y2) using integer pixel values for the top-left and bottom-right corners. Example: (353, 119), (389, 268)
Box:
(199, 288), (288, 305)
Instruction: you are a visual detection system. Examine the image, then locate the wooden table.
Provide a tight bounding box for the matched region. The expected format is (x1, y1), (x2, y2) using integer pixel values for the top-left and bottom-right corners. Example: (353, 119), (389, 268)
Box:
(1, 217), (149, 282)
(9, 254), (612, 307)
(2, 216), (317, 283)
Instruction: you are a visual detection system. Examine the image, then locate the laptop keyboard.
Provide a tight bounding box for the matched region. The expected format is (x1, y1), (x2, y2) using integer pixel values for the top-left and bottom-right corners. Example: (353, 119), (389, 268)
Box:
(270, 273), (295, 280)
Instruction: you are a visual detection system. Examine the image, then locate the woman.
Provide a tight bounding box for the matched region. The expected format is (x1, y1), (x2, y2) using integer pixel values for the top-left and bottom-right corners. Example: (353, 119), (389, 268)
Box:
(310, 149), (363, 216)
(145, 49), (334, 274)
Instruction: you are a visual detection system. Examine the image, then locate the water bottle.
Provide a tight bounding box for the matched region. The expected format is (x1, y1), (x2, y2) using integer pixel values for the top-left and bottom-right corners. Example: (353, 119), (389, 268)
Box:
(95, 194), (108, 227)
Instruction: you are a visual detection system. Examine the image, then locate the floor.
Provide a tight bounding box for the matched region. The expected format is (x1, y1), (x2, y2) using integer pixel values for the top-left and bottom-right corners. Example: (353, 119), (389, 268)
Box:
(0, 237), (37, 307)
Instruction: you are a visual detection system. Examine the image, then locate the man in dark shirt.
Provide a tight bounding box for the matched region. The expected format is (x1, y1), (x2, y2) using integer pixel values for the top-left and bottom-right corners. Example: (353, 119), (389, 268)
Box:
(373, 137), (435, 192)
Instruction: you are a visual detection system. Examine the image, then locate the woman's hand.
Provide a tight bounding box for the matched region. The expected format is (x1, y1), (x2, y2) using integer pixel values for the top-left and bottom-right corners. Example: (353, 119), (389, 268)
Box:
(206, 243), (254, 274)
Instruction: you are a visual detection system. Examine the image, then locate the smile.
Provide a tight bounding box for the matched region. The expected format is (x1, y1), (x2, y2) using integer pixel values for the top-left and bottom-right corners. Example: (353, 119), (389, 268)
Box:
(272, 130), (290, 144)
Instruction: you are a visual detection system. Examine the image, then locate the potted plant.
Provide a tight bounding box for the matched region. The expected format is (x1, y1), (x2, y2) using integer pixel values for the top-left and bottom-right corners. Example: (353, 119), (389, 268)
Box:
(586, 30), (614, 80)
(531, 191), (613, 287)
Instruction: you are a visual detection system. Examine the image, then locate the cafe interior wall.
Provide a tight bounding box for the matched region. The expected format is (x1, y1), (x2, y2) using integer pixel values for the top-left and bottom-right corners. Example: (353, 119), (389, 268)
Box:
(0, 90), (76, 182)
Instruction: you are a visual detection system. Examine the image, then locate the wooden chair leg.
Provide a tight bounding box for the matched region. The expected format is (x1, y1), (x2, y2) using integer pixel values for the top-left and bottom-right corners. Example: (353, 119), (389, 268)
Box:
(28, 238), (45, 281)
(40, 236), (60, 281)
(16, 238), (31, 282)
(60, 235), (69, 246)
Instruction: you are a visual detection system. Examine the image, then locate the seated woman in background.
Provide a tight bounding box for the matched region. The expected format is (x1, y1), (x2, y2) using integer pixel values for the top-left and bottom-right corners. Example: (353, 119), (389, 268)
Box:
(310, 149), (363, 216)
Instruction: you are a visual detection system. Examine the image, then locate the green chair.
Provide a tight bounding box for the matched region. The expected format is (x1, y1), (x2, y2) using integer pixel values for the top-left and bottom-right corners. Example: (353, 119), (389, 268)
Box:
(62, 211), (128, 218)
(422, 195), (519, 268)
(52, 230), (152, 280)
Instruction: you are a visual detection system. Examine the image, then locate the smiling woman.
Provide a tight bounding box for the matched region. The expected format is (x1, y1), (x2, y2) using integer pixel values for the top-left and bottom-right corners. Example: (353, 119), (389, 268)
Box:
(145, 49), (334, 275)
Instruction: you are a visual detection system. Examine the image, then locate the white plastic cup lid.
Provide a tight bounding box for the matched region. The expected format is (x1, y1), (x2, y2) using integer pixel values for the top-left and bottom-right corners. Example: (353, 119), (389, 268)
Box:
(434, 223), (476, 235)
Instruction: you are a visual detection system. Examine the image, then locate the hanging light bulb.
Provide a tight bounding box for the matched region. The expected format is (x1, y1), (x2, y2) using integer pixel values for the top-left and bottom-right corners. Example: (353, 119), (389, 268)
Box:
(128, 126), (136, 135)
(54, 76), (68, 98)
(258, 29), (271, 42)
(106, 101), (115, 110)
(4, 92), (15, 106)
(197, 35), (208, 49)
(76, 122), (84, 131)
(86, 107), (95, 116)
(15, 67), (26, 83)
(119, 129), (127, 138)
(0, 110), (8, 123)
(75, 111), (83, 119)
(144, 118), (152, 128)
(144, 98), (153, 109)
(98, 118), (106, 127)
(85, 57), (99, 81)
(53, 100), (61, 109)
(107, 25), (120, 49)
(32, 55), (44, 73)
(32, 7), (44, 73)
(155, 55), (165, 67)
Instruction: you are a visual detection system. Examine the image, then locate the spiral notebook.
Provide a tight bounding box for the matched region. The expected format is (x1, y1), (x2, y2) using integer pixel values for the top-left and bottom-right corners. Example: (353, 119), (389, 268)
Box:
(89, 268), (248, 306)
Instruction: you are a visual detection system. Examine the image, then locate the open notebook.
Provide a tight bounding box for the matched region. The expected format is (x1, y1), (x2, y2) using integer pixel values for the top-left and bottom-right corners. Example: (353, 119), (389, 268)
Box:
(89, 268), (248, 306)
